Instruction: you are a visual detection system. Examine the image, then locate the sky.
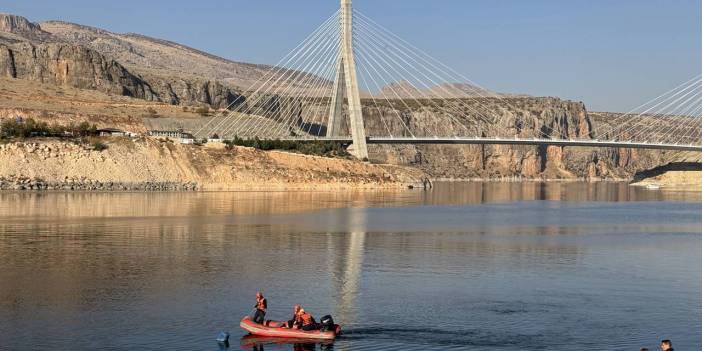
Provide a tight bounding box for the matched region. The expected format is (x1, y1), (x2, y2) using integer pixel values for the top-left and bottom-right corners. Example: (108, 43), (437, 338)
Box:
(3, 0), (702, 112)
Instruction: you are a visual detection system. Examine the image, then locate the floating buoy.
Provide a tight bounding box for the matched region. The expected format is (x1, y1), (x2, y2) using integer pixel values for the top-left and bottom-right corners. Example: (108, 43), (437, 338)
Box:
(216, 331), (230, 343)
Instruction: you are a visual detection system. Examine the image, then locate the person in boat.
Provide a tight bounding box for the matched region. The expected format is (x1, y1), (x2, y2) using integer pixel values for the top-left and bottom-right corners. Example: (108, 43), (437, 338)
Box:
(252, 291), (267, 324)
(295, 308), (318, 331)
(283, 304), (303, 329)
(660, 340), (674, 351)
(281, 304), (317, 330)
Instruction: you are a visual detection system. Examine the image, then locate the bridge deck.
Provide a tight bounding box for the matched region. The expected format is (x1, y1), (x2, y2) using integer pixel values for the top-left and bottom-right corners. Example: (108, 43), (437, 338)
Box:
(281, 137), (702, 152)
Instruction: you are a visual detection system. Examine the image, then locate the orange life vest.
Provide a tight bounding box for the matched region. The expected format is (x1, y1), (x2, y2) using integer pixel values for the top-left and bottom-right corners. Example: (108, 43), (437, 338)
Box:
(299, 312), (314, 326)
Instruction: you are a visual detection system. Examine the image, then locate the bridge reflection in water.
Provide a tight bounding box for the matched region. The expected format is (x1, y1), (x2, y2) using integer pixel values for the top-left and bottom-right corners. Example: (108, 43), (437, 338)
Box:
(327, 208), (367, 325)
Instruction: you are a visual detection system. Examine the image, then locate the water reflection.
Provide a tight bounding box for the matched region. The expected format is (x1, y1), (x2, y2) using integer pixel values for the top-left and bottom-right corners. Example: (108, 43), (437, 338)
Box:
(327, 208), (366, 324)
(1, 182), (701, 222)
(239, 336), (334, 351)
(419, 181), (702, 204)
(2, 183), (702, 351)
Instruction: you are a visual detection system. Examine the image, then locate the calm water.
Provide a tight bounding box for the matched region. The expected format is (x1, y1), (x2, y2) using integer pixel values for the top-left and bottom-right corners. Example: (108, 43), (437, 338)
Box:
(1, 182), (702, 351)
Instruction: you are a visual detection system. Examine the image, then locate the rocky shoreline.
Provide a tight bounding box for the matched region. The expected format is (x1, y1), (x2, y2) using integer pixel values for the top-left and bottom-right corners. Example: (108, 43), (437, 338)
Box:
(0, 176), (198, 191)
(0, 139), (425, 191)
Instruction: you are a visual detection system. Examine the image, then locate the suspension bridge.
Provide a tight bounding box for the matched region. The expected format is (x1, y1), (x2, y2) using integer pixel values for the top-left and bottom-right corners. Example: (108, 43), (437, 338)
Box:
(195, 0), (702, 159)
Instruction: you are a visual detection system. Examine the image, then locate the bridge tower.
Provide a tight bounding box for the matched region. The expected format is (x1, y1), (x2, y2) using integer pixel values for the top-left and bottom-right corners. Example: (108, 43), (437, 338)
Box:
(328, 0), (369, 159)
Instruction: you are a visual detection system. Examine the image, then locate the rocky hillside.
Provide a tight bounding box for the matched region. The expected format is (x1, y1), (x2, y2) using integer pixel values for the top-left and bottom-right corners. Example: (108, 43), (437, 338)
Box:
(0, 13), (322, 109)
(376, 81), (510, 99)
(0, 41), (159, 99)
(38, 20), (272, 87)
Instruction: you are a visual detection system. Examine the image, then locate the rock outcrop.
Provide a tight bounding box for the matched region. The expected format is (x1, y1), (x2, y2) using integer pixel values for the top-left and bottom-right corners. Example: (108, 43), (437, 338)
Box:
(0, 40), (242, 108)
(0, 41), (157, 99)
(0, 13), (51, 41)
(139, 72), (241, 108)
(0, 14), (244, 108)
(38, 20), (274, 87)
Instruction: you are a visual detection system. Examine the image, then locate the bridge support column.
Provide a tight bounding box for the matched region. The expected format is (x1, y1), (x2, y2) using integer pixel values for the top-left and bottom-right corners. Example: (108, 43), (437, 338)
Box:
(328, 56), (345, 137)
(328, 0), (368, 160)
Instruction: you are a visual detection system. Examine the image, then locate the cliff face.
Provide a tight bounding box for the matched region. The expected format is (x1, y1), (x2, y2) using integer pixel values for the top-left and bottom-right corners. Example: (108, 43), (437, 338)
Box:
(0, 42), (157, 99)
(139, 72), (241, 108)
(0, 14), (244, 109)
(0, 13), (51, 41)
(360, 98), (667, 179)
(38, 20), (274, 88)
(0, 40), (242, 109)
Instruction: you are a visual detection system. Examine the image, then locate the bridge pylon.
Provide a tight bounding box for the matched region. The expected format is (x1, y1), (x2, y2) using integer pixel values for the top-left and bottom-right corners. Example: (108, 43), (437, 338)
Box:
(328, 0), (369, 160)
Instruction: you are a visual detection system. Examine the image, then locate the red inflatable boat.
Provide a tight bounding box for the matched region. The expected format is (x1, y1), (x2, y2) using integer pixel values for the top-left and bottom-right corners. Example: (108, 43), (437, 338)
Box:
(239, 316), (341, 341)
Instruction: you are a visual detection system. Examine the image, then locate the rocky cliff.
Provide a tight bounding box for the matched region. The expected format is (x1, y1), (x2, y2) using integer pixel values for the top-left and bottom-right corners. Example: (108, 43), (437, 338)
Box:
(0, 41), (157, 99)
(0, 39), (242, 109)
(368, 98), (671, 179)
(38, 20), (274, 88)
(0, 14), (249, 108)
(0, 13), (51, 41)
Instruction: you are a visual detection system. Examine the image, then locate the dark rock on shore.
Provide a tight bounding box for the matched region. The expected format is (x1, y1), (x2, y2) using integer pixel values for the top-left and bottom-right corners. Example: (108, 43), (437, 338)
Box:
(0, 176), (199, 192)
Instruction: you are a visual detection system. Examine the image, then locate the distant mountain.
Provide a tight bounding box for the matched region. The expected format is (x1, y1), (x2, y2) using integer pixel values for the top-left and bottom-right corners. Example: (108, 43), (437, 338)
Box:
(376, 81), (425, 99)
(427, 83), (499, 98)
(38, 20), (274, 88)
(376, 81), (519, 100)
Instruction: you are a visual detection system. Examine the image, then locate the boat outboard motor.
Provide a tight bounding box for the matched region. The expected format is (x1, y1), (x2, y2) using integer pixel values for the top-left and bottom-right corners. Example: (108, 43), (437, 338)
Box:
(319, 315), (335, 332)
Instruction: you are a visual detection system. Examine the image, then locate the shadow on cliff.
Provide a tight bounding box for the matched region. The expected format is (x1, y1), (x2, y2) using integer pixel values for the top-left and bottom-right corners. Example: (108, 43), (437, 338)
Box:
(297, 122), (327, 136)
(633, 162), (702, 182)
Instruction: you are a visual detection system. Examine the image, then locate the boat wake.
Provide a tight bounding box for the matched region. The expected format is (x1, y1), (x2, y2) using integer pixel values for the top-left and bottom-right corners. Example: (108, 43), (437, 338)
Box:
(340, 326), (546, 348)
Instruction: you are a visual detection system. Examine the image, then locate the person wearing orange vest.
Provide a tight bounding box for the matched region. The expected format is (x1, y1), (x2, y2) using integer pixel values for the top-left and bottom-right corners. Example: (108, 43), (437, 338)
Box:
(280, 304), (317, 330)
(283, 304), (302, 329)
(294, 308), (317, 331)
(252, 291), (267, 324)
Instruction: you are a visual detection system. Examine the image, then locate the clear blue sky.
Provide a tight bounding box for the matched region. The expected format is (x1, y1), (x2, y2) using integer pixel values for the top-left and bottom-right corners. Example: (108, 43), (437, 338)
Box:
(3, 0), (702, 112)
